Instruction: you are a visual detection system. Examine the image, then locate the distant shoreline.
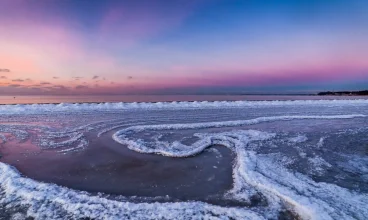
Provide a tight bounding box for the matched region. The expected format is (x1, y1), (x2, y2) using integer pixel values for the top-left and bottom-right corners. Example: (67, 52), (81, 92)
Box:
(1, 95), (368, 106)
(318, 90), (368, 96)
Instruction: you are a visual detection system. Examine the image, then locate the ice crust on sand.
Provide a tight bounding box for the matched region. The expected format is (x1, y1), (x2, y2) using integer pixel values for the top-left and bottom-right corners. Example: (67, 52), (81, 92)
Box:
(288, 135), (308, 143)
(0, 99), (368, 114)
(113, 114), (365, 157)
(111, 115), (368, 219)
(1, 124), (368, 219)
(0, 163), (263, 220)
(1, 99), (368, 219)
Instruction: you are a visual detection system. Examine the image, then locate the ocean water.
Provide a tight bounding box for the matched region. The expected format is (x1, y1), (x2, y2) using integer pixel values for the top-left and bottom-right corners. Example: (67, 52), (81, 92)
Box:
(1, 94), (367, 104)
(0, 99), (368, 219)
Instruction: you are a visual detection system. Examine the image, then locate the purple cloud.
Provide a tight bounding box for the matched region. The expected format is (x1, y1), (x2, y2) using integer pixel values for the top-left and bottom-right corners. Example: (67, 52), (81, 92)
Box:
(0, 69), (10, 72)
(12, 79), (24, 82)
(75, 85), (88, 89)
(8, 84), (21, 88)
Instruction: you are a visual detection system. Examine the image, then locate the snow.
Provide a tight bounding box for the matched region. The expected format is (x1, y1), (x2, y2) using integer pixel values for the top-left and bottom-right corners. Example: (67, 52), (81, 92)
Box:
(288, 135), (308, 143)
(0, 163), (262, 220)
(0, 99), (367, 115)
(1, 100), (368, 219)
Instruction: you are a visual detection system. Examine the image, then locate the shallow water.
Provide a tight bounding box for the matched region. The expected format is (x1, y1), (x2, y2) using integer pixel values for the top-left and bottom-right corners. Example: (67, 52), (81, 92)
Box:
(0, 100), (368, 219)
(1, 94), (367, 104)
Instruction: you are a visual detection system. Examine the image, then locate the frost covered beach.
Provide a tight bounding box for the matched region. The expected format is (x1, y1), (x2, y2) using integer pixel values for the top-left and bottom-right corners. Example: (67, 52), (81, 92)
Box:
(2, 0), (368, 218)
(0, 99), (368, 219)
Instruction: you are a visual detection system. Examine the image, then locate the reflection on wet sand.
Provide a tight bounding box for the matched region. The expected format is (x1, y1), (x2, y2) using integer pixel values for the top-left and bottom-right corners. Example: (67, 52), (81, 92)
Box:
(0, 130), (234, 203)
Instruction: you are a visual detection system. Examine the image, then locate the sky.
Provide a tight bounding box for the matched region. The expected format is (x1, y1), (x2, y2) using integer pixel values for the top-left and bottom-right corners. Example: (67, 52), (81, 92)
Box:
(0, 0), (367, 95)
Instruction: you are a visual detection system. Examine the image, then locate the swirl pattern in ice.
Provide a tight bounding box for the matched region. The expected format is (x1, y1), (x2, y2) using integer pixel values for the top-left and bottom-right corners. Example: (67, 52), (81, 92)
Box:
(1, 100), (368, 219)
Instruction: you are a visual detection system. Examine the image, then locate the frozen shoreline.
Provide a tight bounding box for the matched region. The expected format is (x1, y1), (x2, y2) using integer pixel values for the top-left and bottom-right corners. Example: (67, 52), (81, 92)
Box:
(1, 100), (368, 219)
(1, 99), (368, 115)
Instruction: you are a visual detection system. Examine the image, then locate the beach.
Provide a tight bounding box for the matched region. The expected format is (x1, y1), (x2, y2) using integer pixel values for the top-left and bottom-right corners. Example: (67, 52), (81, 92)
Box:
(1, 98), (368, 219)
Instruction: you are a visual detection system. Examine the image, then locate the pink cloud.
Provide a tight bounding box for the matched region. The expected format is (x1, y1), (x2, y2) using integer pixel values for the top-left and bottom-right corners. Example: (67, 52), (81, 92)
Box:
(97, 1), (200, 48)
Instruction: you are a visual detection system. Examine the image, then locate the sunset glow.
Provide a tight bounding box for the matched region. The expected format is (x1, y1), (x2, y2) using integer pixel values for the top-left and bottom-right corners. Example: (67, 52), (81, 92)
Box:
(1, 0), (367, 95)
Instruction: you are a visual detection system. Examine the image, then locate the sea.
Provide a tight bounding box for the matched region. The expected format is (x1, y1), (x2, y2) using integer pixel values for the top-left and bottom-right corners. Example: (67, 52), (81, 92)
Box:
(0, 95), (367, 219)
(1, 94), (367, 104)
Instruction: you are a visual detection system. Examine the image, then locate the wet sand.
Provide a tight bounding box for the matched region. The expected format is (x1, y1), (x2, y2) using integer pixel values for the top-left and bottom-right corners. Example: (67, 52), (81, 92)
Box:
(1, 101), (368, 219)
(0, 130), (235, 204)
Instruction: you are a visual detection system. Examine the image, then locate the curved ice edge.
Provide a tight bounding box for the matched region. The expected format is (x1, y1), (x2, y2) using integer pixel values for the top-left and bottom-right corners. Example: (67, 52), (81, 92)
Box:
(111, 114), (368, 220)
(1, 114), (367, 219)
(0, 163), (263, 220)
(1, 99), (368, 114)
(112, 114), (366, 157)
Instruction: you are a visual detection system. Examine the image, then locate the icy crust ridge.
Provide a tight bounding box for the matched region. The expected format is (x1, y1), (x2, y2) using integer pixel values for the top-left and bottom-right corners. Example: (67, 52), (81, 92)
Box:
(0, 163), (263, 220)
(1, 99), (368, 114)
(0, 114), (367, 219)
(112, 115), (368, 219)
(113, 114), (365, 157)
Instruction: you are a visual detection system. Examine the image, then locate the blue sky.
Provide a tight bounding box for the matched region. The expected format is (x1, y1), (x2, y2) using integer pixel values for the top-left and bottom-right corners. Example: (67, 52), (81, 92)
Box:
(0, 0), (367, 95)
